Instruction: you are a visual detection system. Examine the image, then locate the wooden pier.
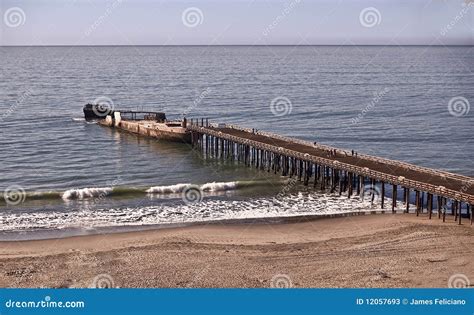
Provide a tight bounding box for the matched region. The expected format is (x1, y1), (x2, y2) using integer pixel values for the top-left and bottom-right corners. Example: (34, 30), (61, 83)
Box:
(187, 119), (474, 225)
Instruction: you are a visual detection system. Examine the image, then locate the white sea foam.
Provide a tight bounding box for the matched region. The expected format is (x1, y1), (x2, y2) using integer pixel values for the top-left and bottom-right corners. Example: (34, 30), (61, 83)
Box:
(146, 183), (192, 194)
(72, 117), (96, 124)
(146, 181), (238, 194)
(62, 187), (113, 200)
(57, 181), (240, 202)
(2, 191), (405, 236)
(200, 181), (238, 192)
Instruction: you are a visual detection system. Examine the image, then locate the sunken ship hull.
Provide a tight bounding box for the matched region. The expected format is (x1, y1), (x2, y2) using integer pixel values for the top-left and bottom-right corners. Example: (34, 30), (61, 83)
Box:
(83, 104), (191, 144)
(106, 119), (192, 143)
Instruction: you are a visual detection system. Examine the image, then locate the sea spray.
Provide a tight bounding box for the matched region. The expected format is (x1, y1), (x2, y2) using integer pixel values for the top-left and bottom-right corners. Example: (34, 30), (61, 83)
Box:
(62, 187), (113, 200)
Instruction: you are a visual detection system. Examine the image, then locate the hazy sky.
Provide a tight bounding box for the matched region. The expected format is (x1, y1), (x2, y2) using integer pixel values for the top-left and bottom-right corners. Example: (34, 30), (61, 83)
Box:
(1, 0), (473, 45)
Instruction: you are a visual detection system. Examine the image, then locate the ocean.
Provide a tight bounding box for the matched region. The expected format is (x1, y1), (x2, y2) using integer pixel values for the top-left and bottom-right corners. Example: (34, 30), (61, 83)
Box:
(0, 46), (472, 240)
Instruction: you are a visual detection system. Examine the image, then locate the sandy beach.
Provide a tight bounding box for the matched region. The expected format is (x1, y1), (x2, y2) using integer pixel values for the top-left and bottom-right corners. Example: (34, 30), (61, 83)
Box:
(0, 214), (472, 288)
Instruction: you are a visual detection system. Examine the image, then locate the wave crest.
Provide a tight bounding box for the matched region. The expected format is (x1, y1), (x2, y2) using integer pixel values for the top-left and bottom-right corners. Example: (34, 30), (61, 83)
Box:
(146, 183), (192, 194)
(1, 181), (255, 204)
(201, 181), (237, 192)
(62, 187), (113, 200)
(146, 181), (238, 194)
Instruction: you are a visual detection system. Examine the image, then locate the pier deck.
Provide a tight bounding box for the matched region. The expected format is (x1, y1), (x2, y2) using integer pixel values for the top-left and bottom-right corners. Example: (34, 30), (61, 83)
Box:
(187, 122), (474, 219)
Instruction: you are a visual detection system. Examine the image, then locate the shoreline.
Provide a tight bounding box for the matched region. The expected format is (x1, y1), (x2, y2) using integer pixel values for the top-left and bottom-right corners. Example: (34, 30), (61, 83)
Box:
(1, 213), (473, 288)
(0, 209), (440, 241)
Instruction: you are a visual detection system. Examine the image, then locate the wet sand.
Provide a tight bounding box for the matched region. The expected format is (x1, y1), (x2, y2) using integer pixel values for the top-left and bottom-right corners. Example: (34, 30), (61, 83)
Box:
(0, 214), (473, 288)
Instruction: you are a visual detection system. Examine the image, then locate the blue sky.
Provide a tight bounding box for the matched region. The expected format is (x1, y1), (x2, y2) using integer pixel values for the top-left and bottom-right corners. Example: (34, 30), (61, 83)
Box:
(1, 0), (473, 45)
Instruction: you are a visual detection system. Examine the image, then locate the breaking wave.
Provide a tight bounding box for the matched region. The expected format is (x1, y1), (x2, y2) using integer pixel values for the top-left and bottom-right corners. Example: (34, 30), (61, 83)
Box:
(62, 187), (113, 200)
(146, 183), (192, 194)
(146, 182), (238, 194)
(0, 181), (256, 203)
(0, 191), (403, 240)
(201, 181), (237, 191)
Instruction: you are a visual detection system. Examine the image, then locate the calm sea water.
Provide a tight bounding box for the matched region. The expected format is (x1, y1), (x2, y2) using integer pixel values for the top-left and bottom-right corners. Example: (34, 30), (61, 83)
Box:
(0, 46), (472, 239)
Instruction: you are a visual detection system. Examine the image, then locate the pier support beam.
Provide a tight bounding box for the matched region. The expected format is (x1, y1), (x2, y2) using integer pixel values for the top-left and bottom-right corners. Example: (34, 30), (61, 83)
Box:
(458, 201), (462, 225)
(454, 200), (458, 221)
(392, 184), (397, 213)
(370, 179), (375, 204)
(437, 196), (441, 219)
(470, 204), (473, 225)
(357, 175), (362, 195)
(303, 161), (309, 186)
(443, 198), (447, 222)
(428, 193), (433, 219)
(415, 190), (420, 216)
(422, 193), (426, 214)
(338, 170), (343, 195)
(405, 188), (410, 213)
(330, 169), (337, 193)
(298, 160), (302, 181)
(381, 182), (385, 209)
(347, 173), (353, 198)
(313, 164), (318, 187)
